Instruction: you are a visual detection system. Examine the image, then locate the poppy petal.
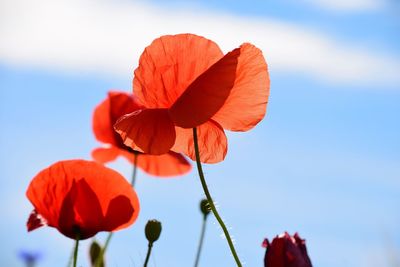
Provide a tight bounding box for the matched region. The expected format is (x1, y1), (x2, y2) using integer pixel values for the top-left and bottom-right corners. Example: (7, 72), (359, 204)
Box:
(103, 195), (136, 231)
(26, 160), (139, 239)
(212, 43), (270, 131)
(134, 152), (192, 176)
(172, 120), (227, 163)
(114, 108), (176, 155)
(58, 179), (104, 239)
(92, 147), (120, 164)
(93, 91), (143, 146)
(92, 94), (115, 145)
(27, 210), (46, 232)
(134, 34), (223, 108)
(169, 47), (240, 128)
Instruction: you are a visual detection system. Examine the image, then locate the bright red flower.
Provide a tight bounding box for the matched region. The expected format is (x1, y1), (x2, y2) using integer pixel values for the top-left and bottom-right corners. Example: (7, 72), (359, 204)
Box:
(92, 91), (191, 176)
(263, 232), (313, 267)
(114, 33), (270, 163)
(26, 160), (140, 240)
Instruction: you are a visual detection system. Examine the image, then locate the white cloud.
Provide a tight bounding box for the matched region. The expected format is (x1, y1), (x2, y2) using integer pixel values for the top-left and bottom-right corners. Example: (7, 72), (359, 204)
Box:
(0, 0), (399, 88)
(303, 0), (385, 11)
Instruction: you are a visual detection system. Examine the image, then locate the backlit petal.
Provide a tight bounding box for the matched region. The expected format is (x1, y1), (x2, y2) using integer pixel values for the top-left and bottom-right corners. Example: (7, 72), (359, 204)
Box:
(134, 152), (191, 176)
(93, 91), (143, 147)
(169, 47), (240, 128)
(114, 108), (176, 155)
(172, 120), (227, 163)
(134, 34), (223, 108)
(212, 43), (270, 131)
(92, 147), (120, 164)
(58, 179), (104, 238)
(92, 94), (115, 145)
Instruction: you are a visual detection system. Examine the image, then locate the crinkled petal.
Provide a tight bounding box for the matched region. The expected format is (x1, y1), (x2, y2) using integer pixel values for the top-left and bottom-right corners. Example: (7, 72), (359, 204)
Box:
(114, 108), (176, 155)
(171, 120), (227, 163)
(134, 34), (223, 108)
(212, 43), (270, 131)
(169, 47), (240, 128)
(26, 160), (139, 240)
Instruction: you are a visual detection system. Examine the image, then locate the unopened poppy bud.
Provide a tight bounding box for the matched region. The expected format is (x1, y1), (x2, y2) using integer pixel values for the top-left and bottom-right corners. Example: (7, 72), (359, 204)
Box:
(200, 199), (211, 217)
(263, 232), (312, 267)
(145, 220), (162, 243)
(89, 241), (104, 267)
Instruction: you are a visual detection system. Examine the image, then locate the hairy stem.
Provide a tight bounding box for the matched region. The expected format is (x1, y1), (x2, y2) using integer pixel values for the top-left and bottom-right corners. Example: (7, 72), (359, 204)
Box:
(192, 127), (242, 267)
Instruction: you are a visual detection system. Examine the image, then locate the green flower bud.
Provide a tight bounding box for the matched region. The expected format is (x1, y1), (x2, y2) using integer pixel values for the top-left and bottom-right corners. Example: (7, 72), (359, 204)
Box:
(145, 220), (162, 243)
(89, 241), (104, 267)
(200, 199), (211, 217)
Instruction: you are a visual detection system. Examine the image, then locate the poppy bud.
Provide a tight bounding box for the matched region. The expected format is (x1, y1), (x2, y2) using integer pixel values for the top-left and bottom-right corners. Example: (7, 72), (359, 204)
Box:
(89, 241), (104, 267)
(263, 232), (312, 267)
(145, 220), (162, 243)
(200, 199), (211, 217)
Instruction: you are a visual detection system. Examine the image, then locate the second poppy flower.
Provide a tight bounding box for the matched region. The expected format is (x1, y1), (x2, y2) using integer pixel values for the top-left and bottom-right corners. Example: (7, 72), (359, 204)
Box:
(92, 91), (191, 176)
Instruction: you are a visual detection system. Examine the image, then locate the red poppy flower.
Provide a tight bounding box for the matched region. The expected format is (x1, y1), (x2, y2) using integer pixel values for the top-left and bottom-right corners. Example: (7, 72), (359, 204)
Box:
(26, 160), (140, 240)
(114, 33), (270, 163)
(92, 91), (191, 176)
(263, 232), (313, 267)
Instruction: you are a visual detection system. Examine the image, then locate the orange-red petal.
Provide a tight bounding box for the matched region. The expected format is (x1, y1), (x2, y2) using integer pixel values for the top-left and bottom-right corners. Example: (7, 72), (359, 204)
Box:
(93, 146), (191, 177)
(92, 147), (120, 164)
(169, 47), (240, 128)
(134, 34), (223, 108)
(93, 93), (115, 145)
(114, 108), (176, 155)
(134, 152), (191, 177)
(212, 43), (270, 131)
(171, 120), (227, 163)
(93, 91), (143, 147)
(26, 160), (139, 239)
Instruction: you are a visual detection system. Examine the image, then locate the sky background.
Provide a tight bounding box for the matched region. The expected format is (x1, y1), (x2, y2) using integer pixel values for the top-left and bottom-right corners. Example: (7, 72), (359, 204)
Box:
(1, 0), (399, 266)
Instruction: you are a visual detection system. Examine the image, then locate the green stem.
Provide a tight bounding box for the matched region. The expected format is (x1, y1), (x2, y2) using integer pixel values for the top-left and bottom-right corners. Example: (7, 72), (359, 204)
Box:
(95, 153), (138, 267)
(192, 127), (242, 267)
(143, 242), (153, 267)
(194, 216), (208, 267)
(131, 152), (139, 185)
(73, 234), (80, 267)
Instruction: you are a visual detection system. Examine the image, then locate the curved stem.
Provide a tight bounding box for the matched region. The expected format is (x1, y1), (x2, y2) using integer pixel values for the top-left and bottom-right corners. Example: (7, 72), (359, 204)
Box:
(143, 242), (153, 267)
(194, 216), (208, 267)
(72, 234), (80, 267)
(192, 128), (242, 267)
(95, 154), (139, 267)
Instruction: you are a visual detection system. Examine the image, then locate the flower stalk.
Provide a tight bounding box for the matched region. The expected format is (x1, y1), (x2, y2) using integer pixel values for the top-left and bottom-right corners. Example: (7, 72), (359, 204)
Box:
(192, 127), (242, 267)
(72, 233), (80, 267)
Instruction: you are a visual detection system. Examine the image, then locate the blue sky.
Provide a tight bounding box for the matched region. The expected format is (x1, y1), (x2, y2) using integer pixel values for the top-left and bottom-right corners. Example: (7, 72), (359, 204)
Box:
(1, 0), (399, 267)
